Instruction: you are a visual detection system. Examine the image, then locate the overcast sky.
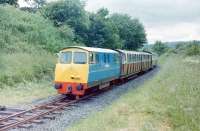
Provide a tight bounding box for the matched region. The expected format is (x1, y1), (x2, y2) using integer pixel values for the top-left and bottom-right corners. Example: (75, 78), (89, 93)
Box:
(84, 0), (200, 43)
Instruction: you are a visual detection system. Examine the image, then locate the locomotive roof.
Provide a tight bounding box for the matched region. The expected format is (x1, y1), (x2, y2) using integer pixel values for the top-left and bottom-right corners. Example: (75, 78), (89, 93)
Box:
(62, 46), (118, 53)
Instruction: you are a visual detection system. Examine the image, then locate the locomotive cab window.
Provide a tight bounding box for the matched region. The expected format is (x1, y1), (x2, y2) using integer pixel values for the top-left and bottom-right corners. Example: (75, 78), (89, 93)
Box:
(74, 52), (87, 64)
(59, 51), (72, 64)
(89, 52), (95, 64)
(90, 52), (99, 64)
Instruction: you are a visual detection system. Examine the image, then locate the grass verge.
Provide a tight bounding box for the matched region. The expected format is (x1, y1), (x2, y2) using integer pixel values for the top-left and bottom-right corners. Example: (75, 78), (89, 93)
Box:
(0, 80), (56, 106)
(68, 54), (200, 131)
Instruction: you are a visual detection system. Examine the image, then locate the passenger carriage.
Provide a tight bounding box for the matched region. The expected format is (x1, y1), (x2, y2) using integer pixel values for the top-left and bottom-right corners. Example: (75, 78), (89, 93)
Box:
(116, 50), (143, 78)
(54, 46), (120, 97)
(116, 50), (153, 79)
(140, 52), (152, 71)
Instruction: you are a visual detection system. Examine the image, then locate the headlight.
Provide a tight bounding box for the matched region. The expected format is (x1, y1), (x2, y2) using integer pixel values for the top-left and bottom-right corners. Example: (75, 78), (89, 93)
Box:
(67, 85), (72, 92)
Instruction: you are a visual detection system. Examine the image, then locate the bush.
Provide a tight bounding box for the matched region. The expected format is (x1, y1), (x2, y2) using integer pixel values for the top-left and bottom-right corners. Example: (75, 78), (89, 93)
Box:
(185, 43), (200, 56)
(152, 41), (169, 56)
(0, 50), (56, 87)
(0, 5), (75, 53)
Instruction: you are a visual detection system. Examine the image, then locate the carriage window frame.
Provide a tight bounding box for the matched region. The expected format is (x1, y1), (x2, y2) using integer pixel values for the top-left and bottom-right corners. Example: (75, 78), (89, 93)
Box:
(131, 54), (133, 62)
(129, 54), (131, 63)
(135, 54), (137, 62)
(136, 54), (138, 62)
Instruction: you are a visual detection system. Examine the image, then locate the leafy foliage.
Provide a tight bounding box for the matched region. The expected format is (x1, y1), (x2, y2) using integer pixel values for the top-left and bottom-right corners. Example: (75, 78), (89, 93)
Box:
(41, 0), (90, 43)
(167, 41), (200, 56)
(110, 14), (147, 50)
(86, 8), (122, 49)
(185, 42), (200, 56)
(0, 0), (18, 6)
(41, 1), (146, 50)
(152, 41), (169, 55)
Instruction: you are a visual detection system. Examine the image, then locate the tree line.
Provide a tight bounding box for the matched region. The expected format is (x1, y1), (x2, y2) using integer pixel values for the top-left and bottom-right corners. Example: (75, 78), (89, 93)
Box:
(0, 0), (147, 50)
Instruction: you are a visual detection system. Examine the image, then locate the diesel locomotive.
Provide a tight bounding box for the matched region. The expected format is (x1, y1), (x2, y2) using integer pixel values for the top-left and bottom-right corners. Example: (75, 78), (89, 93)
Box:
(54, 46), (157, 98)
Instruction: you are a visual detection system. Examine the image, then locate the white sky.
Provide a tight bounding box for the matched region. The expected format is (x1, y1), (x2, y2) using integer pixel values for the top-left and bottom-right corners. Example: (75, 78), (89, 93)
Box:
(19, 0), (200, 43)
(84, 0), (200, 43)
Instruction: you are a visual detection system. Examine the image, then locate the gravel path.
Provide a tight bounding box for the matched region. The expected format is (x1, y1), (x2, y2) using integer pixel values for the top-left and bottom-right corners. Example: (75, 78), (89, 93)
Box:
(13, 67), (159, 131)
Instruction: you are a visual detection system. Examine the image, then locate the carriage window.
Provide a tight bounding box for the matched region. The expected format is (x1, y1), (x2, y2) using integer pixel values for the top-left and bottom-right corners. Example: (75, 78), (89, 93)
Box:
(131, 54), (132, 62)
(121, 54), (126, 64)
(135, 55), (137, 62)
(59, 51), (72, 64)
(132, 54), (134, 62)
(74, 52), (87, 64)
(130, 54), (132, 62)
(139, 55), (140, 61)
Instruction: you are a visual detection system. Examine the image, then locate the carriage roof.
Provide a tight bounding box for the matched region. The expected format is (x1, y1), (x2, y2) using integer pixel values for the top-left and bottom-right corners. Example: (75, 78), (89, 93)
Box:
(116, 49), (151, 55)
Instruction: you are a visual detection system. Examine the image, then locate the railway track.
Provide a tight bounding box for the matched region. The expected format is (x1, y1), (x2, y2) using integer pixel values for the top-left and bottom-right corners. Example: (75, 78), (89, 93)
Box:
(0, 69), (154, 131)
(0, 94), (95, 131)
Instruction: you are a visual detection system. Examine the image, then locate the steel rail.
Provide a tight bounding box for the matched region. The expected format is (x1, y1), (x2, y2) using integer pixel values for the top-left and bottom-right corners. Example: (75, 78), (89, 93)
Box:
(0, 96), (66, 123)
(0, 93), (95, 131)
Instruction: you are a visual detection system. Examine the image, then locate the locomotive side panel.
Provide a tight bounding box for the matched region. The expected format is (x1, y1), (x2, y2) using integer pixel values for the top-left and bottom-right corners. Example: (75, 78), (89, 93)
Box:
(88, 52), (120, 88)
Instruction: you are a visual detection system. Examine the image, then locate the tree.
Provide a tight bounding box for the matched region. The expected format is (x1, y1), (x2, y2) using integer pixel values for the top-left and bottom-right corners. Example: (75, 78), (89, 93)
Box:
(86, 8), (122, 49)
(41, 0), (90, 43)
(0, 0), (18, 6)
(152, 41), (168, 55)
(110, 14), (146, 50)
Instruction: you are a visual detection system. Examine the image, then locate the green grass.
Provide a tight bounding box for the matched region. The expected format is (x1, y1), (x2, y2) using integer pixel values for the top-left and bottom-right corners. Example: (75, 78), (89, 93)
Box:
(0, 80), (56, 106)
(0, 51), (56, 86)
(68, 54), (200, 131)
